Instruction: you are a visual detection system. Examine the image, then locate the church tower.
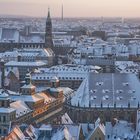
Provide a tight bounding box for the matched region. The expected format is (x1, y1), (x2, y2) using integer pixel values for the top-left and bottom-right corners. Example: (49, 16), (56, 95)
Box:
(45, 8), (53, 49)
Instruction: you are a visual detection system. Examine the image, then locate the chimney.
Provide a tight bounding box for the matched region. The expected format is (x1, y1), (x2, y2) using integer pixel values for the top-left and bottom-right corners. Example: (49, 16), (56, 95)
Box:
(111, 118), (117, 127)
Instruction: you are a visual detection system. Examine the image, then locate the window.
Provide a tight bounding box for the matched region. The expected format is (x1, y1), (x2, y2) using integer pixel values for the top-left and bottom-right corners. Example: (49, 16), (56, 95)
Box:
(3, 129), (7, 134)
(1, 101), (4, 107)
(3, 116), (6, 122)
(107, 135), (110, 139)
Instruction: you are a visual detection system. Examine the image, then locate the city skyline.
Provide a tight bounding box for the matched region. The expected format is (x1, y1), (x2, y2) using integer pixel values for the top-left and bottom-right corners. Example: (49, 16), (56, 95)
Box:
(0, 0), (140, 18)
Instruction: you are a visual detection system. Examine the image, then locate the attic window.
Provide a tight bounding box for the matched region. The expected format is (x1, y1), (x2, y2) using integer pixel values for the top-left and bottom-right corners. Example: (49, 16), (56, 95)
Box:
(103, 95), (109, 100)
(93, 90), (97, 93)
(93, 96), (97, 99)
(96, 82), (103, 86)
(117, 96), (123, 100)
(102, 89), (109, 94)
(105, 95), (109, 100)
(129, 90), (136, 94)
(132, 90), (136, 93)
(90, 90), (93, 93)
(116, 90), (123, 94)
(123, 82), (129, 86)
(131, 97), (136, 101)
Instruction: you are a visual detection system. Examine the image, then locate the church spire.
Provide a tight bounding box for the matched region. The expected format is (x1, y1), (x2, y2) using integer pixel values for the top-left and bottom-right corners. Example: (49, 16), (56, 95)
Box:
(45, 7), (53, 49)
(48, 7), (50, 18)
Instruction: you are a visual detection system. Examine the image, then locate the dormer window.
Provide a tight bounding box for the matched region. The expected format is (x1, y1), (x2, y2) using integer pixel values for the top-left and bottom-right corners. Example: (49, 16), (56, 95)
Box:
(96, 82), (103, 86)
(93, 90), (97, 93)
(132, 90), (135, 93)
(123, 82), (129, 86)
(93, 96), (97, 99)
(116, 90), (123, 94)
(102, 89), (109, 94)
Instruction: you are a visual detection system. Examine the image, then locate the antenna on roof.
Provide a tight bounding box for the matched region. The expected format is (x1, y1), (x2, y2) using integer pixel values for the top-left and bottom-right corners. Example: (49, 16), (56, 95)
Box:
(62, 4), (63, 21)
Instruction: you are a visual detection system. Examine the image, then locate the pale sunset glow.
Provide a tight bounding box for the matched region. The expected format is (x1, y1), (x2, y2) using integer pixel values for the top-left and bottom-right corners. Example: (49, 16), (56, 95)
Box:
(0, 0), (140, 17)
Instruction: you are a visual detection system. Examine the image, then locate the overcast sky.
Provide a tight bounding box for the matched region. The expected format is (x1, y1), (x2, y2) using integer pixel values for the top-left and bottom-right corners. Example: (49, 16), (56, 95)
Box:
(0, 0), (140, 17)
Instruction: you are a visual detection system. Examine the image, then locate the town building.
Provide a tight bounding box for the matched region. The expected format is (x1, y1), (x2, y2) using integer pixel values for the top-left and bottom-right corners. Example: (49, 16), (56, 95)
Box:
(0, 48), (54, 65)
(31, 64), (101, 90)
(65, 73), (140, 125)
(5, 117), (138, 140)
(5, 118), (105, 140)
(5, 61), (47, 80)
(0, 11), (75, 57)
(0, 74), (74, 138)
(0, 89), (16, 137)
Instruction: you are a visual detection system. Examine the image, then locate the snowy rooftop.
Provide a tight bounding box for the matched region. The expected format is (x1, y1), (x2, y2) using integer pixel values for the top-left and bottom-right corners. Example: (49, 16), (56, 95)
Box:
(53, 38), (71, 46)
(8, 126), (26, 140)
(0, 89), (9, 99)
(18, 48), (54, 57)
(21, 83), (36, 89)
(71, 41), (140, 59)
(71, 73), (140, 108)
(106, 120), (135, 140)
(37, 92), (55, 104)
(0, 107), (15, 113)
(0, 51), (18, 58)
(61, 113), (73, 124)
(115, 61), (139, 74)
(35, 86), (73, 101)
(38, 124), (80, 140)
(5, 67), (19, 80)
(10, 100), (32, 118)
(0, 28), (19, 43)
(10, 94), (44, 103)
(20, 34), (44, 43)
(25, 125), (38, 139)
(34, 64), (99, 73)
(0, 48), (54, 59)
(32, 64), (99, 80)
(5, 61), (47, 67)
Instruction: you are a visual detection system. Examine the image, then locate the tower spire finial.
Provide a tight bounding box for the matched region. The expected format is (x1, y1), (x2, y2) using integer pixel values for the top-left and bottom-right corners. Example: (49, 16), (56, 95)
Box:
(48, 7), (50, 18)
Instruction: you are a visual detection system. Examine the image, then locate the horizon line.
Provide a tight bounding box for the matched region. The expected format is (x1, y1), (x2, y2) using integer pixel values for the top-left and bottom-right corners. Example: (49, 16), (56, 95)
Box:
(1, 14), (140, 19)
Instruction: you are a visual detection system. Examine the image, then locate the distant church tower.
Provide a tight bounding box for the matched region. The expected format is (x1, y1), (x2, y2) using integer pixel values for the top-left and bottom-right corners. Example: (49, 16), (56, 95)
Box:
(45, 8), (53, 48)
